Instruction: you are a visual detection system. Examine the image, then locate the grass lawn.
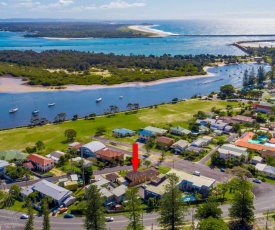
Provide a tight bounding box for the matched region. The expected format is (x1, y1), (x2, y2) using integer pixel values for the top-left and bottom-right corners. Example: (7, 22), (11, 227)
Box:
(158, 166), (171, 174)
(264, 177), (275, 185)
(5, 200), (38, 214)
(0, 99), (236, 153)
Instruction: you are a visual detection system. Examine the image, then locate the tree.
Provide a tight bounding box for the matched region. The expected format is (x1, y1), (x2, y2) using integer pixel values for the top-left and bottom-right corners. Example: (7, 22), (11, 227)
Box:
(144, 160), (151, 168)
(9, 184), (20, 199)
(158, 174), (186, 230)
(232, 123), (241, 133)
(64, 129), (77, 142)
(144, 137), (154, 154)
(83, 166), (93, 185)
(220, 84), (235, 96)
(229, 178), (254, 225)
(248, 68), (256, 85)
(125, 187), (144, 230)
(24, 198), (34, 230)
(84, 185), (106, 230)
(257, 66), (265, 84)
(35, 140), (45, 151)
(197, 217), (229, 230)
(243, 69), (249, 87)
(95, 126), (106, 136)
(195, 199), (222, 220)
(42, 198), (51, 230)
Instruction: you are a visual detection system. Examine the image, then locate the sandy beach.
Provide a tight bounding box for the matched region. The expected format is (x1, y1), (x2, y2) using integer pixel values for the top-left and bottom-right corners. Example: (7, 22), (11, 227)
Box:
(43, 37), (95, 41)
(0, 67), (216, 93)
(238, 41), (275, 48)
(128, 25), (177, 37)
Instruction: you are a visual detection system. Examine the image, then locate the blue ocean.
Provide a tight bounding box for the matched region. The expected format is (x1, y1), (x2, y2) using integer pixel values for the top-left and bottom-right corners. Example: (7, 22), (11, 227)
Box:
(0, 19), (274, 129)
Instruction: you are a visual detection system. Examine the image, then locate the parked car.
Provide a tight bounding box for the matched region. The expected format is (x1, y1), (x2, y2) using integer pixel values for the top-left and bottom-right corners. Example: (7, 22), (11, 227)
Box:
(59, 207), (68, 213)
(20, 214), (29, 219)
(253, 178), (262, 184)
(110, 141), (117, 146)
(64, 214), (74, 218)
(141, 184), (147, 189)
(143, 154), (149, 158)
(220, 168), (226, 172)
(105, 217), (114, 222)
(193, 171), (200, 176)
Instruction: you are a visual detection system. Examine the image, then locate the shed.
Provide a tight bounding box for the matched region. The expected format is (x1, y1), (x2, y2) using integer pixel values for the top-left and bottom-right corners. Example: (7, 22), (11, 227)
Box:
(252, 156), (263, 165)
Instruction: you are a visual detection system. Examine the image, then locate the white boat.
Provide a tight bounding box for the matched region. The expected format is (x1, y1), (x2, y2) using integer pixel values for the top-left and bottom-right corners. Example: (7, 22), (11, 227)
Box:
(96, 98), (102, 103)
(119, 96), (123, 99)
(9, 98), (18, 114)
(32, 110), (39, 114)
(9, 107), (18, 113)
(48, 103), (56, 107)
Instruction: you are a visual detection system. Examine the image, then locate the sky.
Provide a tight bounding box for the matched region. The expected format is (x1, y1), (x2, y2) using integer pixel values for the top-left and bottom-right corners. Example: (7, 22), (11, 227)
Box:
(0, 0), (275, 20)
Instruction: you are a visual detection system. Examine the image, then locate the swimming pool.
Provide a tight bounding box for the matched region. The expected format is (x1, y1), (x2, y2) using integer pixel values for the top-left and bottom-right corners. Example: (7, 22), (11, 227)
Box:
(182, 195), (195, 202)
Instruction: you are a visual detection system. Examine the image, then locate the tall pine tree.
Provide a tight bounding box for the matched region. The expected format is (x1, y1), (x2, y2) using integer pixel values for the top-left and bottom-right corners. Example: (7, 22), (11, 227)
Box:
(84, 185), (106, 230)
(243, 69), (249, 86)
(42, 198), (51, 230)
(125, 187), (144, 230)
(257, 66), (265, 84)
(248, 67), (256, 86)
(158, 174), (186, 230)
(24, 198), (34, 230)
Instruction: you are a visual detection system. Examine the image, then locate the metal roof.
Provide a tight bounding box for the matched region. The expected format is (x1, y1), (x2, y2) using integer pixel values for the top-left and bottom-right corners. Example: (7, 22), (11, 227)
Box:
(144, 126), (167, 135)
(0, 160), (9, 168)
(112, 185), (127, 197)
(82, 141), (106, 153)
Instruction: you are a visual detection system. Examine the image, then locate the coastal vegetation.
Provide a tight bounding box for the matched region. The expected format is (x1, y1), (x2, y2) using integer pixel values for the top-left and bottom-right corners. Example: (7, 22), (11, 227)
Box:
(0, 22), (152, 38)
(0, 50), (215, 86)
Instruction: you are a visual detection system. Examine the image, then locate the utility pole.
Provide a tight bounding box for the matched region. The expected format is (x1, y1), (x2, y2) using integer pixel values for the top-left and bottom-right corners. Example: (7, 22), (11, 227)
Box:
(266, 209), (269, 230)
(151, 223), (153, 230)
(81, 148), (85, 187)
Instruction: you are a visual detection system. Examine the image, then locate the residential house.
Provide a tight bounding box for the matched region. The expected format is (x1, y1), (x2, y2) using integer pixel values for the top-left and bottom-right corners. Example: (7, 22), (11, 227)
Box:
(137, 130), (155, 143)
(125, 168), (160, 186)
(144, 126), (168, 135)
(269, 124), (275, 131)
(70, 174), (78, 182)
(256, 163), (275, 179)
(112, 185), (127, 203)
(198, 125), (210, 134)
(68, 142), (85, 152)
(217, 144), (248, 161)
(259, 149), (275, 159)
(191, 138), (208, 148)
(0, 150), (28, 161)
(71, 157), (92, 167)
(97, 148), (124, 163)
(112, 128), (135, 137)
(231, 115), (255, 124)
(81, 141), (106, 157)
(106, 173), (120, 182)
(156, 136), (175, 149)
(252, 156), (263, 165)
(214, 130), (223, 136)
(224, 125), (233, 133)
(171, 140), (189, 154)
(0, 160), (9, 177)
(23, 162), (36, 171)
(26, 154), (54, 172)
(145, 179), (170, 200)
(46, 151), (65, 163)
(170, 126), (191, 136)
(202, 136), (213, 144)
(252, 102), (274, 113)
(185, 146), (203, 154)
(196, 119), (228, 131)
(20, 180), (73, 206)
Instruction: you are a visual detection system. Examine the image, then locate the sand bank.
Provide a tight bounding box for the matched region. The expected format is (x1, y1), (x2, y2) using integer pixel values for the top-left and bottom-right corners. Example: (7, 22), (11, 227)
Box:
(239, 41), (275, 48)
(128, 25), (178, 37)
(0, 67), (216, 93)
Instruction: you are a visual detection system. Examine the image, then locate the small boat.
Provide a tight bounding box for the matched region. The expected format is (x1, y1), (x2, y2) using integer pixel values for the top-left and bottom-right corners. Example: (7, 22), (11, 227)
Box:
(32, 110), (39, 114)
(119, 96), (123, 99)
(9, 107), (18, 113)
(96, 98), (102, 103)
(48, 103), (56, 107)
(9, 97), (18, 114)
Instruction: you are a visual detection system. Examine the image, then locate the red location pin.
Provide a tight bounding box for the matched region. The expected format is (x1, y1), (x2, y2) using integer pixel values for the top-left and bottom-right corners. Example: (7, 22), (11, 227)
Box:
(131, 143), (140, 172)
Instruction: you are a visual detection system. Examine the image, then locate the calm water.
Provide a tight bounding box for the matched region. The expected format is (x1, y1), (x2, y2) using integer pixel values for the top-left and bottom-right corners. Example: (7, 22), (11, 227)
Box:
(0, 63), (271, 129)
(1, 19), (275, 56)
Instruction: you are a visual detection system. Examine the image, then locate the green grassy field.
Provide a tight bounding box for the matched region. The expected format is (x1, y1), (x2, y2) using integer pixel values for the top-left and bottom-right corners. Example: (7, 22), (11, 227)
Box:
(0, 99), (236, 154)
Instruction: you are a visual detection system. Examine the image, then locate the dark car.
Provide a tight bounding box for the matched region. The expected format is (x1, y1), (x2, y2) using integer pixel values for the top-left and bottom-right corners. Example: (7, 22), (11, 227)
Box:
(253, 178), (262, 184)
(220, 168), (225, 172)
(64, 214), (74, 218)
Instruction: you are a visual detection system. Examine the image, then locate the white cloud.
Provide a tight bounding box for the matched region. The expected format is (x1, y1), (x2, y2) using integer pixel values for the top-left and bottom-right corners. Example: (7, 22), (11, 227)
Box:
(27, 0), (74, 11)
(17, 0), (40, 7)
(59, 5), (96, 12)
(0, 2), (7, 5)
(100, 0), (145, 9)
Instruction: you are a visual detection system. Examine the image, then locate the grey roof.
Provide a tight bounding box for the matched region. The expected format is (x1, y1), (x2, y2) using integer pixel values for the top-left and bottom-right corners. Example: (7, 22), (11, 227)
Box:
(192, 139), (206, 146)
(264, 166), (275, 174)
(48, 151), (65, 159)
(171, 140), (189, 149)
(219, 144), (247, 156)
(100, 188), (114, 198)
(70, 174), (78, 181)
(112, 185), (127, 197)
(170, 126), (191, 135)
(20, 187), (33, 196)
(144, 126), (167, 135)
(260, 101), (273, 107)
(92, 178), (110, 188)
(62, 196), (76, 206)
(32, 180), (72, 201)
(82, 141), (106, 153)
(0, 160), (9, 168)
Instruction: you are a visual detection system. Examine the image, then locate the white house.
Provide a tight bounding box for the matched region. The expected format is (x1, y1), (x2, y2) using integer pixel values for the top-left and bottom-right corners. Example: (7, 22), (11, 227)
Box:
(81, 141), (106, 157)
(217, 144), (248, 161)
(46, 151), (65, 163)
(256, 163), (275, 179)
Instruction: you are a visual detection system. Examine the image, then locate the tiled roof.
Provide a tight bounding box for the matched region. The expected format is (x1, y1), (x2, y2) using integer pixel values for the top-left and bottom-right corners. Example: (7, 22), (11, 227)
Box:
(156, 136), (175, 145)
(126, 168), (159, 182)
(27, 154), (54, 166)
(23, 162), (35, 169)
(97, 148), (124, 158)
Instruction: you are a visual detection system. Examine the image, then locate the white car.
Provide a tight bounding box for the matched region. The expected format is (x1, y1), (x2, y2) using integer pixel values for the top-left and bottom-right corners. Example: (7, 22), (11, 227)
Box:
(105, 217), (114, 222)
(141, 184), (147, 189)
(193, 171), (200, 176)
(20, 214), (29, 219)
